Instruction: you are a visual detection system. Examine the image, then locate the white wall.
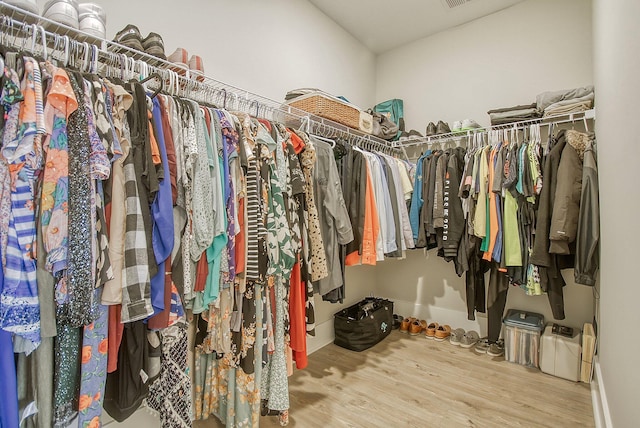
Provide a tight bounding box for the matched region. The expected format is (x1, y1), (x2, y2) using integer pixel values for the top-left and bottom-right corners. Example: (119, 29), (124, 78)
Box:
(36, 0), (377, 108)
(593, 0), (640, 425)
(375, 0), (593, 132)
(372, 0), (596, 332)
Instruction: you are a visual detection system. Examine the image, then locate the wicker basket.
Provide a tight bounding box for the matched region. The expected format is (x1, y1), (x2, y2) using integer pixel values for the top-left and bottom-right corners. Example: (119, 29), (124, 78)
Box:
(288, 94), (373, 134)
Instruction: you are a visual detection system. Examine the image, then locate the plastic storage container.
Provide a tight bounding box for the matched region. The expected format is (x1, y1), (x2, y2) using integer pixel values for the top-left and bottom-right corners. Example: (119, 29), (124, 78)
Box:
(503, 309), (545, 368)
(540, 324), (582, 381)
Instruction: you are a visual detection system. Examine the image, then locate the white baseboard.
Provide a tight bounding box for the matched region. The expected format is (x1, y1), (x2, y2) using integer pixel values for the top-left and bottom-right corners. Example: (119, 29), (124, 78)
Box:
(306, 318), (335, 354)
(379, 297), (488, 337)
(591, 357), (613, 428)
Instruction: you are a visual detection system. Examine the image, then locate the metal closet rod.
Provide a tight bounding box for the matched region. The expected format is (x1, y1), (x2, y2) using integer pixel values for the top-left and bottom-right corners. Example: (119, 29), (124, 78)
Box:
(394, 109), (596, 149)
(0, 1), (400, 155)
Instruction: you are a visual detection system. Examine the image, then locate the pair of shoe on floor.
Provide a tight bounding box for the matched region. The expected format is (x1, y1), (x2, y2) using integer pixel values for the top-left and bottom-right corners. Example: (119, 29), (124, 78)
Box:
(450, 329), (504, 357)
(400, 318), (451, 341)
(399, 317), (425, 335)
(474, 337), (504, 357)
(449, 328), (481, 348)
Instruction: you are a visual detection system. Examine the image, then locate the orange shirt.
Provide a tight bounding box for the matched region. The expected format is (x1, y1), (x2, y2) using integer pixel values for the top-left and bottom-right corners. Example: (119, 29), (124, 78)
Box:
(147, 110), (162, 165)
(346, 159), (379, 266)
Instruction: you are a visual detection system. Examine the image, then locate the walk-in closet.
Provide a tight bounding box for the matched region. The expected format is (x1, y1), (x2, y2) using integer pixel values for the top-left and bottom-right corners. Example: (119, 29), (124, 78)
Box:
(0, 0), (635, 427)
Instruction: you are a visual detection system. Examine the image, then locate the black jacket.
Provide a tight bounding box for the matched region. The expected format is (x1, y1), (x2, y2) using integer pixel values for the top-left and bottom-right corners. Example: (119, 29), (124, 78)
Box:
(443, 147), (466, 260)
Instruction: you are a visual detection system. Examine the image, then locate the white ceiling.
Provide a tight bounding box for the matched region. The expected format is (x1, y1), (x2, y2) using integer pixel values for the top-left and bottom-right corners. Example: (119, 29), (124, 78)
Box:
(308, 0), (525, 54)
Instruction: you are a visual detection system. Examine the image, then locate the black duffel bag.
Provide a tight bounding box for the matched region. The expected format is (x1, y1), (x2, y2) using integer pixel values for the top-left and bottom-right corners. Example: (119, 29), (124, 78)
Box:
(334, 297), (394, 352)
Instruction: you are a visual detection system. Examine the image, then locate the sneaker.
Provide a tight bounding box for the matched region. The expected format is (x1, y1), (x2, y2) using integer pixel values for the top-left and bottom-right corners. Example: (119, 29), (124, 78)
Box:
(188, 54), (205, 82)
(449, 328), (465, 346)
(459, 330), (480, 348)
(399, 317), (415, 334)
(461, 119), (482, 130)
(167, 47), (189, 75)
(392, 314), (403, 330)
(474, 337), (490, 354)
(78, 3), (106, 39)
(434, 324), (451, 342)
(487, 341), (505, 357)
(409, 319), (425, 336)
(43, 0), (80, 29)
(424, 322), (439, 339)
(143, 32), (167, 60)
(4, 0), (39, 15)
(113, 24), (144, 52)
(426, 122), (437, 136)
(436, 120), (451, 135)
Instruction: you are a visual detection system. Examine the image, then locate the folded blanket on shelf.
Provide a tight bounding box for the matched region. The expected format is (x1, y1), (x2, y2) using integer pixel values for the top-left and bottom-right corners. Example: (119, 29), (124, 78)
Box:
(487, 103), (538, 114)
(536, 86), (594, 112)
(487, 103), (541, 125)
(543, 92), (595, 117)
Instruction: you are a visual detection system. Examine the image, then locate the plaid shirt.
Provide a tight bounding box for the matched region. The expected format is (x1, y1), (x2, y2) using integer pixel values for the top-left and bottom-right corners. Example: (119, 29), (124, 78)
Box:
(120, 156), (154, 322)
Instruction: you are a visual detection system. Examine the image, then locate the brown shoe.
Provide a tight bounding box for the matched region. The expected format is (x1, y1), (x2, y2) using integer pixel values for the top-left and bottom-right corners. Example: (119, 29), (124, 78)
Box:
(425, 322), (439, 339)
(409, 320), (423, 336)
(434, 325), (452, 342)
(400, 317), (415, 334)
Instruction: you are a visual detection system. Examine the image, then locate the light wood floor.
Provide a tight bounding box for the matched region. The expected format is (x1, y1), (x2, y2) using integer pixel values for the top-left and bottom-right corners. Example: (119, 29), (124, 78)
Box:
(196, 330), (594, 427)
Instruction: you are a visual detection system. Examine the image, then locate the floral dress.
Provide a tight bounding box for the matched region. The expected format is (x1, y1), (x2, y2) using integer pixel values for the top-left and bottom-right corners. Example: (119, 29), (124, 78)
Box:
(0, 57), (45, 353)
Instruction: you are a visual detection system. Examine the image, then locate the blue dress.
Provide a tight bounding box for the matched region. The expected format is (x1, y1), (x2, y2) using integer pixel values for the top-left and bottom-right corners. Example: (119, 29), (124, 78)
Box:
(0, 243), (20, 428)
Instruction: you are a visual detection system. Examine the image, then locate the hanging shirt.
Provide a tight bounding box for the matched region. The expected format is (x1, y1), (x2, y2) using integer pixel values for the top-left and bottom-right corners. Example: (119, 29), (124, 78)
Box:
(149, 98), (175, 314)
(311, 138), (353, 295)
(1, 58), (45, 351)
(364, 151), (396, 259)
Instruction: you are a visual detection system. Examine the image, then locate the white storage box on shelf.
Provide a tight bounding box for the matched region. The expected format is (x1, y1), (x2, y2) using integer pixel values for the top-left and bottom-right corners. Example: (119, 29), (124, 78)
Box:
(503, 309), (545, 368)
(540, 324), (582, 382)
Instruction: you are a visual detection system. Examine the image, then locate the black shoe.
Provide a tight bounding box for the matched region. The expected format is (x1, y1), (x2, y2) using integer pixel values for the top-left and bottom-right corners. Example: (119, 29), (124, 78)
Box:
(436, 120), (451, 135)
(113, 24), (144, 52)
(426, 122), (437, 136)
(143, 32), (167, 60)
(393, 314), (404, 329)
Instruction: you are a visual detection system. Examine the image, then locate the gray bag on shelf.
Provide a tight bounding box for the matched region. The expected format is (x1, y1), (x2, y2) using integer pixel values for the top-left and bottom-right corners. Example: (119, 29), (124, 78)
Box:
(367, 109), (400, 140)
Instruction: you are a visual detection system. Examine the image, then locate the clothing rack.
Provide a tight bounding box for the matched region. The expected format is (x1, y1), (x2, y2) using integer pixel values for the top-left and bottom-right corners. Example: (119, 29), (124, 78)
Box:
(0, 1), (400, 156)
(393, 109), (596, 149)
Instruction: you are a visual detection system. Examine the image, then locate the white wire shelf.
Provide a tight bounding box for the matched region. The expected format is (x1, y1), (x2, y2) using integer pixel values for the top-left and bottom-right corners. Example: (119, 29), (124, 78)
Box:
(0, 1), (399, 154)
(394, 109), (595, 149)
